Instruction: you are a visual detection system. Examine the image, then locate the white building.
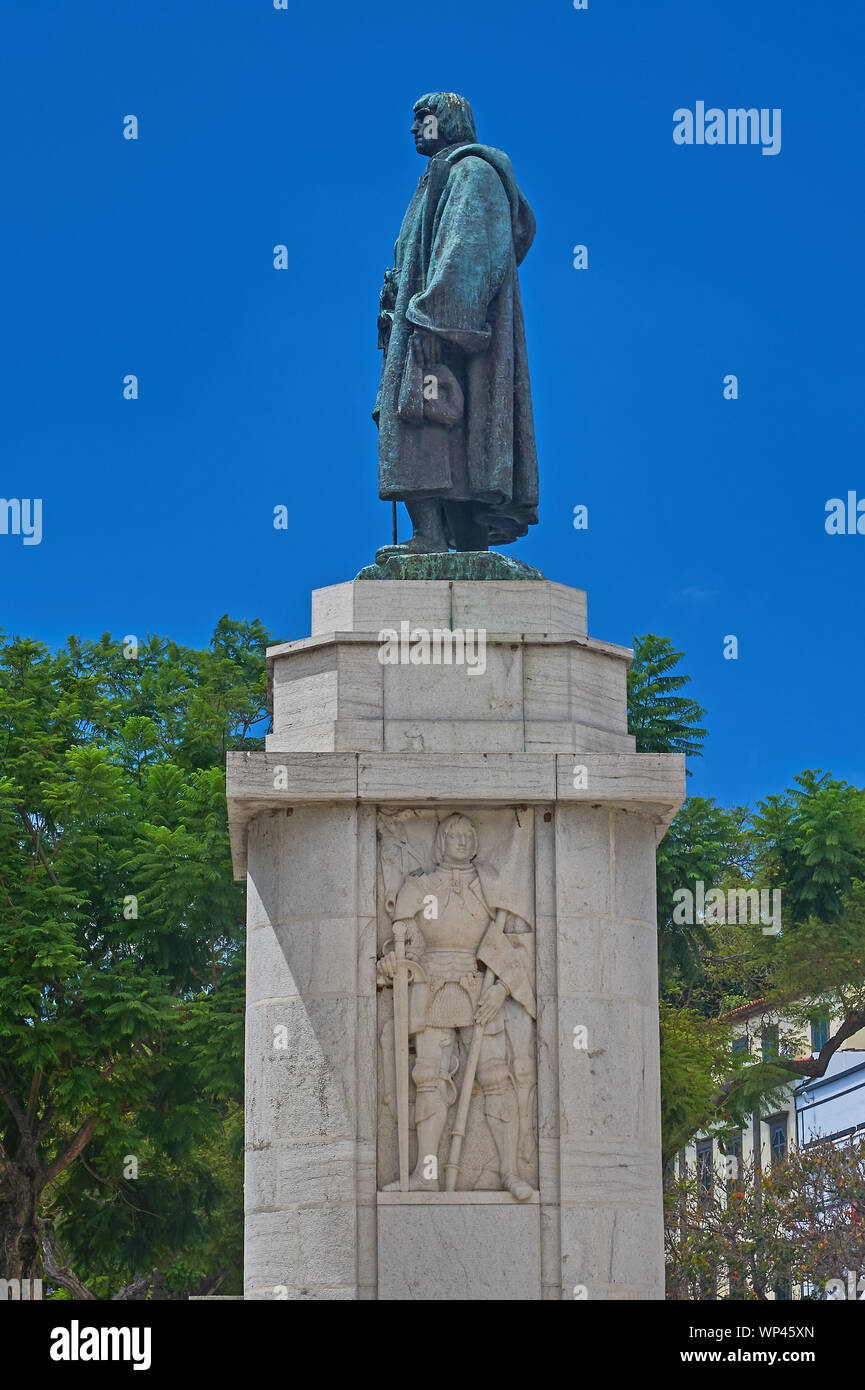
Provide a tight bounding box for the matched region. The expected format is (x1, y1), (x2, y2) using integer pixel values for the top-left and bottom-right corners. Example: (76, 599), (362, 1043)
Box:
(675, 1000), (865, 1297)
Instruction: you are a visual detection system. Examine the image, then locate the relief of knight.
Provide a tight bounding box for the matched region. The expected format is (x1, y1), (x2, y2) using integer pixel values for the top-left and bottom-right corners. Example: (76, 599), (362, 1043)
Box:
(377, 812), (536, 1199)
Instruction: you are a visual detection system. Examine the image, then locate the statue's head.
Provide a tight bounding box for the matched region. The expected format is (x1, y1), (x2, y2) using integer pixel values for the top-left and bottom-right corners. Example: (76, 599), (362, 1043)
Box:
(411, 92), (477, 157)
(435, 813), (478, 866)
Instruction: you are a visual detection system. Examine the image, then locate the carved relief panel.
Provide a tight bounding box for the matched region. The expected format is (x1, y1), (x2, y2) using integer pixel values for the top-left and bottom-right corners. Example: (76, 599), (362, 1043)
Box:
(376, 807), (538, 1198)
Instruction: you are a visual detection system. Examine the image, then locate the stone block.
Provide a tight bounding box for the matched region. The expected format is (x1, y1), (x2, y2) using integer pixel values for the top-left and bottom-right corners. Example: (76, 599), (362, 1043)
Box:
(597, 918), (658, 1003)
(524, 719), (636, 754)
(556, 997), (661, 1147)
(245, 996), (356, 1145)
(554, 807), (613, 917)
(382, 718), (524, 754)
(296, 1203), (357, 1286)
(568, 646), (630, 732)
(244, 1209), (295, 1291)
(377, 1201), (541, 1300)
(268, 917), (357, 999)
(560, 1201), (664, 1298)
(381, 643), (523, 722)
(246, 814), (281, 928)
(308, 579), (588, 638)
(245, 1141), (357, 1213)
(613, 810), (658, 923)
(310, 581), (453, 635)
(277, 805), (359, 920)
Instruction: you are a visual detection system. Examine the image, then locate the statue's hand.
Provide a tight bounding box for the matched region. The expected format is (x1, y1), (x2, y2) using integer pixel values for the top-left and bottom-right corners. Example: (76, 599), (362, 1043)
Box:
(474, 980), (508, 1027)
(376, 951), (398, 984)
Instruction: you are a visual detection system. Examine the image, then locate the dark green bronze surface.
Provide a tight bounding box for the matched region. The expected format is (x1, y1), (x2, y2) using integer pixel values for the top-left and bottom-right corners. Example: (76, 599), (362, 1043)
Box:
(355, 551), (545, 582)
(372, 93), (540, 563)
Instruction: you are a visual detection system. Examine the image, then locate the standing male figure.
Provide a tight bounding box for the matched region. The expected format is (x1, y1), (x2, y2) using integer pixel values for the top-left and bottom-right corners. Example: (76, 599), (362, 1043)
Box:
(374, 93), (539, 557)
(376, 813), (536, 1200)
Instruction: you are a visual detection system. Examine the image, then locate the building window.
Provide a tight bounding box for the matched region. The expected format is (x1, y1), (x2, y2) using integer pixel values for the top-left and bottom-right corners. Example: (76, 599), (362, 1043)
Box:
(696, 1139), (714, 1206)
(762, 1024), (779, 1061)
(811, 1016), (830, 1052)
(724, 1132), (743, 1188)
(770, 1117), (787, 1169)
(732, 1034), (748, 1055)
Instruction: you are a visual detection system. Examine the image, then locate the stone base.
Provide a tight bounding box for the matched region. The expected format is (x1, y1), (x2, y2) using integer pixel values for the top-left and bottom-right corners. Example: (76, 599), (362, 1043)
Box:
(356, 550), (545, 581)
(377, 1199), (541, 1300)
(228, 576), (686, 1300)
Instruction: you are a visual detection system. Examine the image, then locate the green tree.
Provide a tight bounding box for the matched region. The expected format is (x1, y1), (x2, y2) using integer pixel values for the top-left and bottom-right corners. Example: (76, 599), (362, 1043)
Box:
(752, 770), (865, 924)
(656, 798), (742, 986)
(627, 633), (707, 760)
(0, 617), (271, 1296)
(659, 791), (865, 1162)
(627, 636), (865, 1164)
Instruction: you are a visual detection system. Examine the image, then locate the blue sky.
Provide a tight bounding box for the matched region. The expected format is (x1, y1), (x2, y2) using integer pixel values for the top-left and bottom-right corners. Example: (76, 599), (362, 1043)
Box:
(1, 0), (862, 810)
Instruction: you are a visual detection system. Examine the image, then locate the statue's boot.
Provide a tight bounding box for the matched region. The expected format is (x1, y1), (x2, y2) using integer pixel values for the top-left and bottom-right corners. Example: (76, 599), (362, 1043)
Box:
(382, 1172), (438, 1192)
(483, 1078), (534, 1202)
(502, 1171), (534, 1202)
(376, 499), (448, 561)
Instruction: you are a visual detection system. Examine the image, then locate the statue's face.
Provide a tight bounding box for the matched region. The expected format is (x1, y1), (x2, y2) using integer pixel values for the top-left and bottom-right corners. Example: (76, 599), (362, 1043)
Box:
(443, 820), (473, 863)
(411, 107), (446, 157)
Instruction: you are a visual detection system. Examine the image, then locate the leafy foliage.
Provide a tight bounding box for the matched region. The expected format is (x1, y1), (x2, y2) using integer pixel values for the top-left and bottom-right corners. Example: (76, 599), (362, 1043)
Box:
(627, 633), (707, 760)
(666, 1139), (865, 1300)
(0, 617), (273, 1296)
(627, 635), (865, 1168)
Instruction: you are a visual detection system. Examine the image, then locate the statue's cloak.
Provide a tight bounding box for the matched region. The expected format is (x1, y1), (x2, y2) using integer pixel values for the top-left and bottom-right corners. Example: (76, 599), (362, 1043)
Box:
(374, 143), (539, 546)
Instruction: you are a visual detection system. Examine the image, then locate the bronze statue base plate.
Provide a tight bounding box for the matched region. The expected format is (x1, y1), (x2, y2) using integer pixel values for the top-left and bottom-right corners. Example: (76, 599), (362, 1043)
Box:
(356, 550), (545, 582)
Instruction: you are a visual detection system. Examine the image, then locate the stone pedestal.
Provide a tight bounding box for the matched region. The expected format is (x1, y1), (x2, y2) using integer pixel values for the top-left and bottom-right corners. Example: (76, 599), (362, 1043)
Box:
(226, 579), (685, 1300)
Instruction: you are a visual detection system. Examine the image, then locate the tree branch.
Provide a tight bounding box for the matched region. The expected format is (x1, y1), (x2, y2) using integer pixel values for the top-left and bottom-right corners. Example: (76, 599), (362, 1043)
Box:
(16, 806), (60, 886)
(39, 1218), (95, 1301)
(671, 1005), (865, 1160)
(776, 1008), (865, 1079)
(113, 1269), (157, 1301)
(35, 1103), (54, 1143)
(0, 1077), (29, 1138)
(0, 1132), (14, 1182)
(39, 1116), (97, 1189)
(26, 1069), (42, 1128)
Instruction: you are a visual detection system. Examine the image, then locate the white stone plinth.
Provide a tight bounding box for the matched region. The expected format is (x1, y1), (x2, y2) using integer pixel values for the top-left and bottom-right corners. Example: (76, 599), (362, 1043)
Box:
(227, 578), (685, 1301)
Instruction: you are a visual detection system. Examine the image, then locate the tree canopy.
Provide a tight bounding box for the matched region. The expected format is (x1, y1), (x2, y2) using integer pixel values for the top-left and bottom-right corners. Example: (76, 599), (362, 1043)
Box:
(0, 618), (273, 1297)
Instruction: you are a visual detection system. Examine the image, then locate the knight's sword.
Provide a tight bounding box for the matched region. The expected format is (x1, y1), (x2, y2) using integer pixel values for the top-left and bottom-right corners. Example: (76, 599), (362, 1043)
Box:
(392, 921), (411, 1191)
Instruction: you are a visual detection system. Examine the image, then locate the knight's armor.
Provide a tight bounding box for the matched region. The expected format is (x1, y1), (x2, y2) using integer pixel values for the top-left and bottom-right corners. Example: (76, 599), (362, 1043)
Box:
(399, 864), (493, 1032)
(381, 857), (535, 1198)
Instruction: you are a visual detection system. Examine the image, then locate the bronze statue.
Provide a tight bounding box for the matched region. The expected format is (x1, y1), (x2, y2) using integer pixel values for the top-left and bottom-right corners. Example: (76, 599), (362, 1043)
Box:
(373, 93), (539, 560)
